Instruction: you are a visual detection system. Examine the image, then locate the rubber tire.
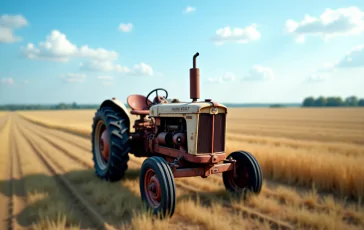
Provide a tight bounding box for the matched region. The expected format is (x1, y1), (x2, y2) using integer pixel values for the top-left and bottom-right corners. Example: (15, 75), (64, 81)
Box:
(139, 156), (176, 218)
(222, 151), (263, 195)
(91, 106), (130, 182)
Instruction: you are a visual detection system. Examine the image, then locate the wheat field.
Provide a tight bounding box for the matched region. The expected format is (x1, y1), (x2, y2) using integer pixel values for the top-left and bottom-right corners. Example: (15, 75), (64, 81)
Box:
(0, 108), (363, 230)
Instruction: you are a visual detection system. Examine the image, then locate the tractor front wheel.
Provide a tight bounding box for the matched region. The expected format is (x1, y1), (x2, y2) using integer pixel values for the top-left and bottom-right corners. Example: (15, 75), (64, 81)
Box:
(140, 156), (176, 218)
(222, 151), (263, 196)
(91, 106), (130, 181)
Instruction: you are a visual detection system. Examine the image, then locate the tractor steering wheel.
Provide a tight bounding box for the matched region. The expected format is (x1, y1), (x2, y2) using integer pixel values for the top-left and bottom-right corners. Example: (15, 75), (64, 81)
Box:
(146, 88), (168, 108)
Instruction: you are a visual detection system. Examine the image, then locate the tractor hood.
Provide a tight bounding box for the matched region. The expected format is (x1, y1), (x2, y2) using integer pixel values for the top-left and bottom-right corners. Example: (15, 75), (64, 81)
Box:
(149, 102), (227, 116)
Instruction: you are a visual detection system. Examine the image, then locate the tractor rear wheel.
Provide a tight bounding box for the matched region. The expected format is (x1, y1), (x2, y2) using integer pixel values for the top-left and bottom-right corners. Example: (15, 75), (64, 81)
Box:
(222, 151), (262, 196)
(140, 156), (176, 218)
(91, 106), (130, 181)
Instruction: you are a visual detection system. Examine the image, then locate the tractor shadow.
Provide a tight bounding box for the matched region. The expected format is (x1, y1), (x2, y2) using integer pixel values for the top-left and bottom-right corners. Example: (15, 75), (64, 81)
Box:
(0, 168), (236, 229)
(174, 179), (240, 208)
(0, 168), (143, 230)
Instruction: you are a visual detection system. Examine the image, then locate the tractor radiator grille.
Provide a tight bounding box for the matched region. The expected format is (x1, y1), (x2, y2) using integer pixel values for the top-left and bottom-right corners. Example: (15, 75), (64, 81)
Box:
(197, 113), (226, 154)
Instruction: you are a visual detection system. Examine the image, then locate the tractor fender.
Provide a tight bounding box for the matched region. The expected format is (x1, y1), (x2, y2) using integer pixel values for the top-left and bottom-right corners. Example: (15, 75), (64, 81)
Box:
(99, 98), (131, 129)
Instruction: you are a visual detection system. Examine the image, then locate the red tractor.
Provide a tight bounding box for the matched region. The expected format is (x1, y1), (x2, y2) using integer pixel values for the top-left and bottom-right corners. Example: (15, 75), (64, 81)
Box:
(91, 53), (263, 218)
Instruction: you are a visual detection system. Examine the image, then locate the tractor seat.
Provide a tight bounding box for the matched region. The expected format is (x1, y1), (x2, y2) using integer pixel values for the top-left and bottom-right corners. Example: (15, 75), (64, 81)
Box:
(127, 94), (151, 115)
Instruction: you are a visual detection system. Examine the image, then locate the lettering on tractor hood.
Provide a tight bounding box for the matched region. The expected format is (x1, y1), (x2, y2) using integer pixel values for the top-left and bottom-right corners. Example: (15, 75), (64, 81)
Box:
(149, 102), (226, 115)
(171, 107), (190, 112)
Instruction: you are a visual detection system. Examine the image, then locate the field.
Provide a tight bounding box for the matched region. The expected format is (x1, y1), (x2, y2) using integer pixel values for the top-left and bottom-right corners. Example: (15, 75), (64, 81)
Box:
(1, 108), (364, 230)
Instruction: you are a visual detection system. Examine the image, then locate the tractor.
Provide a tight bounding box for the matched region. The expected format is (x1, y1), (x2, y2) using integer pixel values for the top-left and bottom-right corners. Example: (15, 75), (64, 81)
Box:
(91, 52), (263, 218)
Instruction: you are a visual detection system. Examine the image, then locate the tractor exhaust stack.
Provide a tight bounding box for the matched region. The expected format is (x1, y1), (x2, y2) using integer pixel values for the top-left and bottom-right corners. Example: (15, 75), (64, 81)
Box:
(190, 52), (200, 102)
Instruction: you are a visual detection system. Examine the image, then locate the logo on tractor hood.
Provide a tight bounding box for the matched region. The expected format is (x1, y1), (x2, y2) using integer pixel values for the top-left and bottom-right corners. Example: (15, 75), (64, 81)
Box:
(210, 107), (218, 114)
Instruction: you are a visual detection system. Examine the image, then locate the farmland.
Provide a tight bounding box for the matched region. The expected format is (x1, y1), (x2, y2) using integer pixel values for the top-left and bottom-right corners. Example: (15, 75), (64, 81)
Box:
(1, 108), (364, 229)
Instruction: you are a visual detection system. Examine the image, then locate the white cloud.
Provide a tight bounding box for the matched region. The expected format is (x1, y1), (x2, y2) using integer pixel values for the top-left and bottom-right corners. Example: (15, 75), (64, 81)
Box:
(80, 60), (116, 72)
(22, 30), (155, 76)
(129, 62), (154, 76)
(313, 44), (364, 72)
(21, 30), (117, 62)
(242, 65), (275, 81)
(0, 77), (14, 85)
(183, 6), (196, 14)
(285, 7), (364, 42)
(79, 46), (118, 61)
(306, 44), (364, 82)
(208, 72), (236, 84)
(212, 24), (261, 45)
(114, 64), (132, 73)
(80, 60), (154, 76)
(0, 14), (28, 43)
(0, 14), (28, 28)
(60, 73), (86, 83)
(119, 23), (133, 32)
(22, 30), (78, 62)
(335, 44), (364, 68)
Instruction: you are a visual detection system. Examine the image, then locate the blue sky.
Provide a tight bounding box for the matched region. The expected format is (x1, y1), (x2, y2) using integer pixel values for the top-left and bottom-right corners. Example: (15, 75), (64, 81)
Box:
(0, 0), (364, 104)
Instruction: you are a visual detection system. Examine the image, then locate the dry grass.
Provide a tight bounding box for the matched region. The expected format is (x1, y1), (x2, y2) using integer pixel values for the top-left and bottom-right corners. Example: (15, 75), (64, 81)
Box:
(8, 114), (288, 230)
(226, 108), (364, 144)
(0, 118), (12, 230)
(12, 122), (82, 229)
(232, 185), (364, 230)
(10, 107), (364, 229)
(0, 117), (11, 179)
(18, 108), (364, 200)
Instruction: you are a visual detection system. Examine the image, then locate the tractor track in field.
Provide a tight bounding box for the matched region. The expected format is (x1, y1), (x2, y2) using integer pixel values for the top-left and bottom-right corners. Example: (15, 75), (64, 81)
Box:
(17, 114), (363, 207)
(18, 113), (314, 196)
(21, 114), (358, 229)
(17, 116), (95, 169)
(174, 181), (294, 230)
(14, 119), (117, 230)
(16, 115), (296, 230)
(0, 115), (28, 230)
(6, 122), (28, 230)
(0, 115), (10, 132)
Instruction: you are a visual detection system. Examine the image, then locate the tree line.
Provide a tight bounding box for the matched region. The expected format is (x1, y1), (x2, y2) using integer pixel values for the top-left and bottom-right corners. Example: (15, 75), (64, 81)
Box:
(302, 96), (364, 107)
(1, 97), (364, 111)
(0, 102), (102, 111)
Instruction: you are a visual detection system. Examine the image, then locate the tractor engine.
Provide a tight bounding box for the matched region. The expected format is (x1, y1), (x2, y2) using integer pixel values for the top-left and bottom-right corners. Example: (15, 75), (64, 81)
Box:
(148, 103), (228, 156)
(130, 116), (188, 157)
(155, 117), (187, 152)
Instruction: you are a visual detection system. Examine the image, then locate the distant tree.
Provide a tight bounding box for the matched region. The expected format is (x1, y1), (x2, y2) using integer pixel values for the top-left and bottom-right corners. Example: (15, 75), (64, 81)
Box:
(270, 104), (285, 108)
(300, 96), (364, 107)
(302, 96), (315, 107)
(58, 103), (67, 109)
(313, 96), (327, 107)
(0, 103), (100, 111)
(359, 99), (364, 107)
(344, 96), (359, 106)
(326, 97), (344, 107)
(71, 102), (79, 109)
